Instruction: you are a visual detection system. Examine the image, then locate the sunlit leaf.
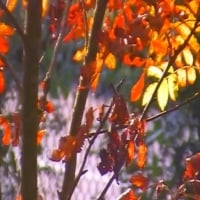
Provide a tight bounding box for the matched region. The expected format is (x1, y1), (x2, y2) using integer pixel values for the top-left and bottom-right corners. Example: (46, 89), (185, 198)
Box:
(2, 121), (11, 145)
(130, 72), (145, 102)
(6, 0), (17, 12)
(137, 143), (147, 168)
(187, 67), (196, 85)
(73, 48), (86, 62)
(104, 52), (116, 69)
(126, 140), (135, 166)
(183, 152), (200, 180)
(117, 189), (138, 200)
(0, 71), (5, 94)
(157, 78), (168, 111)
(45, 100), (54, 113)
(0, 37), (9, 53)
(42, 0), (49, 17)
(142, 82), (157, 106)
(130, 173), (149, 190)
(182, 48), (193, 66)
(167, 74), (178, 101)
(0, 23), (15, 35)
(147, 66), (162, 79)
(177, 68), (187, 87)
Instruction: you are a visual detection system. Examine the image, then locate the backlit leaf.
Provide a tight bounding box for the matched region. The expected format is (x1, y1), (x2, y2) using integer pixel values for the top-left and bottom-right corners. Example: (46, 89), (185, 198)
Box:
(0, 37), (9, 53)
(167, 74), (178, 101)
(177, 68), (187, 87)
(73, 47), (86, 62)
(157, 78), (168, 111)
(130, 72), (145, 102)
(42, 0), (49, 17)
(6, 0), (17, 12)
(142, 82), (157, 106)
(183, 152), (200, 180)
(130, 173), (149, 190)
(0, 71), (5, 94)
(187, 67), (196, 85)
(37, 129), (46, 144)
(147, 66), (162, 79)
(183, 48), (193, 66)
(126, 140), (135, 166)
(2, 121), (11, 145)
(0, 23), (15, 36)
(137, 143), (147, 168)
(104, 52), (116, 69)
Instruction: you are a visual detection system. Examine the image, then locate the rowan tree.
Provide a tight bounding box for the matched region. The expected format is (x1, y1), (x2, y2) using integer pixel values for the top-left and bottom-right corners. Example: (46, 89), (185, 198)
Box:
(0, 0), (200, 200)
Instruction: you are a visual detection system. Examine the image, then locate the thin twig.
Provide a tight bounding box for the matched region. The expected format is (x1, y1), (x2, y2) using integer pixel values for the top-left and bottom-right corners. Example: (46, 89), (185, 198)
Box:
(147, 91), (200, 122)
(45, 0), (72, 80)
(97, 173), (116, 200)
(67, 98), (114, 199)
(140, 19), (199, 120)
(0, 1), (25, 42)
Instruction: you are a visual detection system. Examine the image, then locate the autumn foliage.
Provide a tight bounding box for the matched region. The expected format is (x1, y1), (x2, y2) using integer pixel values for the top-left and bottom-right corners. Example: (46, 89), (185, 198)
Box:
(0, 0), (200, 199)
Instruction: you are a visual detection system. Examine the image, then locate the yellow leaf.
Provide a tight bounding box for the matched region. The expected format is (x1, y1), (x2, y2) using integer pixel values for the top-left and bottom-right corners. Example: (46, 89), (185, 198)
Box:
(6, 0), (17, 12)
(42, 0), (49, 17)
(147, 66), (162, 79)
(177, 68), (187, 87)
(157, 78), (168, 111)
(182, 48), (193, 66)
(73, 48), (86, 62)
(187, 67), (196, 85)
(142, 82), (157, 106)
(104, 52), (116, 69)
(0, 23), (15, 36)
(167, 74), (178, 101)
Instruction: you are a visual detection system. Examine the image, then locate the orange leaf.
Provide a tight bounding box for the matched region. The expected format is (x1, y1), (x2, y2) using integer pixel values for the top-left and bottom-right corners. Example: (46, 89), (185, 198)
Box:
(0, 37), (9, 53)
(123, 55), (146, 67)
(137, 143), (147, 168)
(130, 173), (149, 190)
(0, 71), (5, 94)
(2, 121), (11, 145)
(6, 0), (18, 12)
(49, 149), (65, 162)
(130, 72), (145, 102)
(118, 189), (138, 200)
(0, 23), (15, 36)
(37, 129), (46, 144)
(42, 0), (49, 17)
(126, 140), (135, 166)
(45, 100), (54, 113)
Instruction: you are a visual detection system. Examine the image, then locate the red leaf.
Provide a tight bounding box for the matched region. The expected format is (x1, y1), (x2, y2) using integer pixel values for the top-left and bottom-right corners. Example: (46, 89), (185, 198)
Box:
(49, 149), (65, 162)
(45, 100), (54, 113)
(0, 71), (5, 94)
(123, 55), (146, 67)
(0, 37), (9, 53)
(183, 153), (200, 180)
(130, 173), (149, 191)
(130, 72), (145, 102)
(2, 120), (11, 145)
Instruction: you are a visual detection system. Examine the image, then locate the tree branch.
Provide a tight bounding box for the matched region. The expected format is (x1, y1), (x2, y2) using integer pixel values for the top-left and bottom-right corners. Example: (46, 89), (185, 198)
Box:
(21, 1), (42, 200)
(140, 19), (199, 120)
(59, 1), (108, 199)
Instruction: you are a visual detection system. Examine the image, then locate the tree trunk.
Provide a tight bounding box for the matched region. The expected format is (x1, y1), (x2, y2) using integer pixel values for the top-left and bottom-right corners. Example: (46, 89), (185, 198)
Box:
(21, 1), (42, 200)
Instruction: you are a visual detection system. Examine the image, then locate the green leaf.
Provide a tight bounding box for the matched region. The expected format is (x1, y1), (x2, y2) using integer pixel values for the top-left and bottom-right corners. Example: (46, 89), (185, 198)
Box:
(167, 73), (178, 101)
